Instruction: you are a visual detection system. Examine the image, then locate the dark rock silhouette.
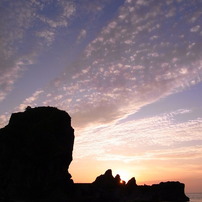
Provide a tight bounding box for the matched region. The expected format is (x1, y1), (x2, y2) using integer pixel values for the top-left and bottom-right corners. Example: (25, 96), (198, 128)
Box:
(71, 169), (189, 202)
(90, 169), (189, 202)
(0, 106), (74, 201)
(93, 169), (122, 188)
(126, 177), (137, 187)
(0, 106), (189, 201)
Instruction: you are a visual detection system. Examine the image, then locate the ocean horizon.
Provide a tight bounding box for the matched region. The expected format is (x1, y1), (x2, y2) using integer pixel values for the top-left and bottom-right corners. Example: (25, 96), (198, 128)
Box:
(187, 193), (202, 202)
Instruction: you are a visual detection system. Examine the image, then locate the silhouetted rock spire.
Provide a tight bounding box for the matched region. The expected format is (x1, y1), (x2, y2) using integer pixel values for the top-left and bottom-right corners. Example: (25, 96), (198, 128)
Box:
(93, 169), (123, 189)
(126, 177), (137, 187)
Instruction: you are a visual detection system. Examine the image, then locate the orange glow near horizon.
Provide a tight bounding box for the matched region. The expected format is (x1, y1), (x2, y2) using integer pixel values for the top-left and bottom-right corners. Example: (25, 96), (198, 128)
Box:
(69, 157), (202, 193)
(113, 169), (133, 183)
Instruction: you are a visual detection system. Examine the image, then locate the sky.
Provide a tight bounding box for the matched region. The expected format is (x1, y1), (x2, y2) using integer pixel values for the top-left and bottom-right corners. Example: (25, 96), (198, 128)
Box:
(0, 0), (202, 193)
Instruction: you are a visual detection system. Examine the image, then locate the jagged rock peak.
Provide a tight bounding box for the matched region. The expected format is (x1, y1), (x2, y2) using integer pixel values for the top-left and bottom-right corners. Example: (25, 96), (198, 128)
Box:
(93, 169), (126, 188)
(104, 169), (113, 176)
(126, 177), (137, 187)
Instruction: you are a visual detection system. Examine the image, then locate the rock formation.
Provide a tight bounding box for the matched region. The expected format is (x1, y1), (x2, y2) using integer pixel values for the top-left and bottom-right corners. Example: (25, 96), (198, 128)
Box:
(0, 106), (189, 201)
(0, 106), (74, 201)
(93, 169), (122, 188)
(91, 169), (189, 202)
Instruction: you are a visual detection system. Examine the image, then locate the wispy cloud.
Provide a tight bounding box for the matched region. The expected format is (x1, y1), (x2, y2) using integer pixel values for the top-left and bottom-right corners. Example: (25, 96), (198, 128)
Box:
(77, 29), (87, 42)
(35, 0), (202, 129)
(16, 90), (44, 112)
(2, 0), (201, 129)
(0, 0), (37, 101)
(0, 114), (9, 128)
(73, 109), (202, 163)
(76, 0), (115, 13)
(36, 30), (55, 46)
(37, 1), (75, 28)
(0, 60), (30, 102)
(190, 25), (201, 33)
(0, 0), (76, 101)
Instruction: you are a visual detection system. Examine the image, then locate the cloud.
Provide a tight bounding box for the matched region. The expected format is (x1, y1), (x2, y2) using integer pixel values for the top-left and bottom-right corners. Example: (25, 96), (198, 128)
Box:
(72, 109), (202, 162)
(77, 29), (87, 42)
(39, 0), (201, 129)
(0, 0), (37, 101)
(0, 0), (77, 101)
(0, 114), (9, 128)
(2, 0), (201, 130)
(34, 0), (76, 46)
(16, 90), (44, 111)
(76, 0), (115, 14)
(37, 2), (75, 29)
(190, 25), (201, 32)
(0, 60), (27, 102)
(61, 1), (76, 18)
(36, 30), (55, 46)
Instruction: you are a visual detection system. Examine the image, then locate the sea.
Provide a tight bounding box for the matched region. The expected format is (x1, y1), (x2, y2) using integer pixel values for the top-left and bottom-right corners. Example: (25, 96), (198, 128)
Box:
(187, 193), (202, 202)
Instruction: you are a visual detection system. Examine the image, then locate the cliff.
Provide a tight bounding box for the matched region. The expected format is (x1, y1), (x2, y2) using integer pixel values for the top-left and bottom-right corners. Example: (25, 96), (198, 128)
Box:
(0, 106), (74, 201)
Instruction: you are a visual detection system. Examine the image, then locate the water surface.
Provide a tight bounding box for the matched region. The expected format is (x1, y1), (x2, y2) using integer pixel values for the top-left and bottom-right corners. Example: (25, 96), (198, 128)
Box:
(187, 193), (202, 202)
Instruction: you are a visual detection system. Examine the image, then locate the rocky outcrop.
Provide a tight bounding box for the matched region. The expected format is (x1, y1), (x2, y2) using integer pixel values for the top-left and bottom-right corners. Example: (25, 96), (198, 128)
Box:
(90, 169), (189, 202)
(93, 169), (122, 188)
(0, 107), (189, 201)
(0, 106), (74, 201)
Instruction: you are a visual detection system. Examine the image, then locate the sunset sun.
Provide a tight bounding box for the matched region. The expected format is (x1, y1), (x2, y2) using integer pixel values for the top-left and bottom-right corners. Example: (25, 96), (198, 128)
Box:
(114, 170), (132, 183)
